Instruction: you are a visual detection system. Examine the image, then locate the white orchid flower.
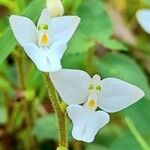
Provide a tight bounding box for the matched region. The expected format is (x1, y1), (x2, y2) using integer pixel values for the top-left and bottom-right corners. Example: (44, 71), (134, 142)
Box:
(9, 9), (80, 72)
(50, 69), (144, 143)
(136, 9), (150, 34)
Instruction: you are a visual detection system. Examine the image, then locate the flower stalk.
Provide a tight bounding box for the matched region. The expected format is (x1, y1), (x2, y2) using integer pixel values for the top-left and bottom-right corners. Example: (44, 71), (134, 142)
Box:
(43, 73), (68, 149)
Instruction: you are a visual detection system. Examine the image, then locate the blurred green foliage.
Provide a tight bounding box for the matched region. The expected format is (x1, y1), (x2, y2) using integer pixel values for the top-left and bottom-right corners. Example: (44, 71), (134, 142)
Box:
(0, 0), (150, 149)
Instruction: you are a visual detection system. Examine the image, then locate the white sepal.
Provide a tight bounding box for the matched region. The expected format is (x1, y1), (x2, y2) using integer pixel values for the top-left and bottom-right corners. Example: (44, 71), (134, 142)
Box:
(98, 78), (145, 113)
(50, 69), (91, 104)
(9, 15), (37, 47)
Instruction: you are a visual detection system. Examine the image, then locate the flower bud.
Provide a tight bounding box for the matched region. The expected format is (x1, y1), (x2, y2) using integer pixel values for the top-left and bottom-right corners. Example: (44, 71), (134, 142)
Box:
(46, 0), (64, 17)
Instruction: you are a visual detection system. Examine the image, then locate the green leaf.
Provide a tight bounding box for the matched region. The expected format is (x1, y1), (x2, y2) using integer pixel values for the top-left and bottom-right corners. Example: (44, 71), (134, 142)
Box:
(66, 31), (93, 54)
(66, 0), (115, 54)
(102, 39), (128, 51)
(0, 62), (18, 86)
(142, 0), (150, 6)
(0, 17), (9, 36)
(16, 0), (27, 11)
(0, 0), (44, 65)
(33, 114), (72, 141)
(32, 115), (58, 141)
(63, 0), (83, 13)
(0, 105), (8, 124)
(94, 52), (150, 100)
(86, 144), (108, 150)
(95, 123), (123, 146)
(11, 103), (24, 130)
(62, 53), (86, 70)
(0, 76), (12, 92)
(122, 99), (150, 135)
(23, 90), (35, 101)
(110, 133), (141, 150)
(0, 0), (19, 13)
(26, 67), (43, 89)
(77, 0), (113, 40)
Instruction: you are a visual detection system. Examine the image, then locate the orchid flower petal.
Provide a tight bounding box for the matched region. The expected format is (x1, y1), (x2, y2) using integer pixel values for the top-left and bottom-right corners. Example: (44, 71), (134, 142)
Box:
(51, 16), (80, 43)
(9, 15), (37, 47)
(136, 9), (150, 34)
(46, 42), (67, 72)
(24, 43), (66, 72)
(47, 41), (67, 61)
(98, 78), (144, 113)
(37, 8), (50, 26)
(50, 69), (91, 104)
(67, 104), (110, 143)
(23, 43), (52, 72)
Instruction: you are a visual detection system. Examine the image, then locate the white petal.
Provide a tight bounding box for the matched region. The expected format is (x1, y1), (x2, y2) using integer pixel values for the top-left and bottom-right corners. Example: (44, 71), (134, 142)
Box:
(50, 16), (80, 43)
(50, 69), (91, 104)
(23, 43), (51, 72)
(136, 9), (150, 34)
(9, 15), (37, 47)
(24, 42), (66, 72)
(46, 42), (67, 72)
(37, 8), (50, 26)
(98, 78), (145, 113)
(47, 41), (67, 62)
(67, 104), (110, 143)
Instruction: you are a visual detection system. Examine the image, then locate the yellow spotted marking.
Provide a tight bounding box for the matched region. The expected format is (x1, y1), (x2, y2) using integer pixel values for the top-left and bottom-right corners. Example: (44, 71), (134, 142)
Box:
(88, 99), (95, 109)
(41, 34), (48, 45)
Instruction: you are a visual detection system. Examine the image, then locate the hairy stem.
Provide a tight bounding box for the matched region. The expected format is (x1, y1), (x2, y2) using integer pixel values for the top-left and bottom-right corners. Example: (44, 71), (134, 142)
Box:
(43, 73), (68, 149)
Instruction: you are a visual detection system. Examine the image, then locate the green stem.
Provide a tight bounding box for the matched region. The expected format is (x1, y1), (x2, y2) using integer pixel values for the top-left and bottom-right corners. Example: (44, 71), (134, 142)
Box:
(125, 117), (150, 150)
(43, 73), (68, 149)
(15, 48), (25, 90)
(85, 47), (94, 75)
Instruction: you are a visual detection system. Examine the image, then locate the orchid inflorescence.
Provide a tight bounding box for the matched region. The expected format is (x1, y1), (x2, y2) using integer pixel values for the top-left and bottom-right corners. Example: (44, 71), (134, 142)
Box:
(9, 0), (145, 146)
